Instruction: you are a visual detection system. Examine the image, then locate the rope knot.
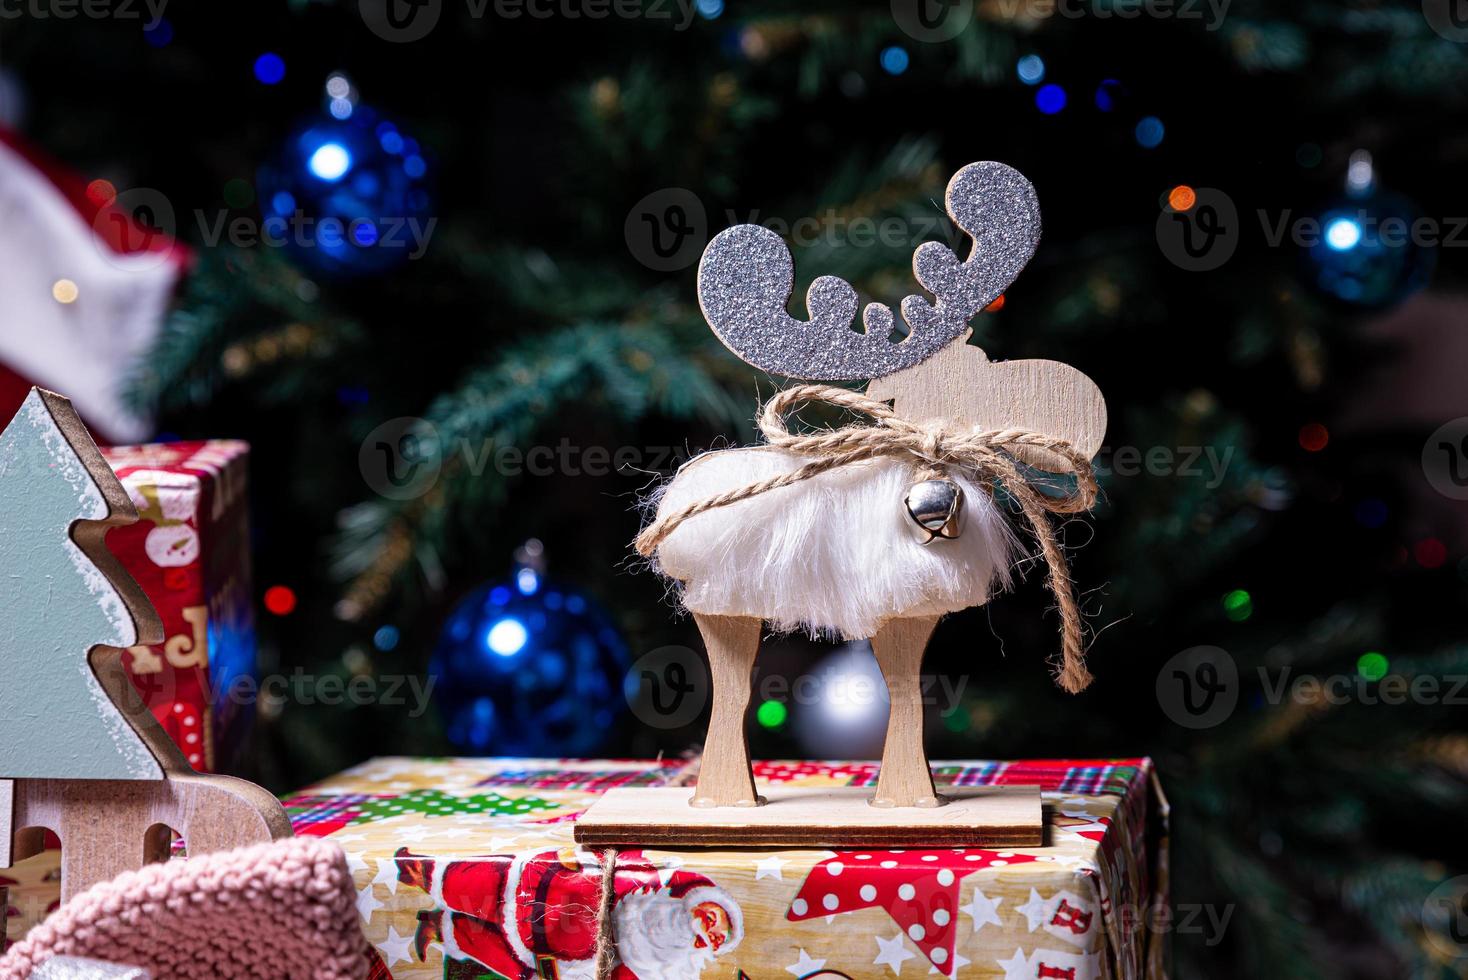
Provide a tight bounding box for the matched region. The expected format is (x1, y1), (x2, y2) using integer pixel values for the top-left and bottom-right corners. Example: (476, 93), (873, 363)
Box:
(637, 384), (1100, 694)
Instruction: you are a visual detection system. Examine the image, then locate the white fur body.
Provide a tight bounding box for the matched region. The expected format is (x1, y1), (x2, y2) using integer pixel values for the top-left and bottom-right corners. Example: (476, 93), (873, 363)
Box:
(651, 447), (1017, 639)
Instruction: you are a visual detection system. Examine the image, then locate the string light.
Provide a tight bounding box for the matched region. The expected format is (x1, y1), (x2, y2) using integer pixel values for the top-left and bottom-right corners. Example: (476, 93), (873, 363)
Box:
(51, 279), (79, 304)
(1035, 84), (1066, 114)
(1222, 589), (1253, 622)
(1135, 116), (1165, 148)
(1298, 423), (1329, 452)
(264, 585), (297, 616)
(253, 53), (286, 86)
(1167, 185), (1197, 211)
(756, 699), (788, 728)
(86, 179), (116, 207)
(1016, 55), (1045, 85)
(143, 18), (173, 47)
(1414, 538), (1447, 569)
(1356, 651), (1389, 681)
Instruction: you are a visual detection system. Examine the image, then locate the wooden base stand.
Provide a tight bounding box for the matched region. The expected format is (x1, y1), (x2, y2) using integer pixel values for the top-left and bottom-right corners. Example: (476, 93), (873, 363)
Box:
(574, 785), (1043, 848)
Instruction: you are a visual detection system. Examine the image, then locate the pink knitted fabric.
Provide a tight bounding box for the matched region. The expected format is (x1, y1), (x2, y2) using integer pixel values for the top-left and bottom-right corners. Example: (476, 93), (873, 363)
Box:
(0, 837), (368, 979)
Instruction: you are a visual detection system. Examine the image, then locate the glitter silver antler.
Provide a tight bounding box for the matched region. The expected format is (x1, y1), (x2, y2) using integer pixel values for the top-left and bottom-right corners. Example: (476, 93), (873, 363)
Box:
(695, 161), (1041, 380)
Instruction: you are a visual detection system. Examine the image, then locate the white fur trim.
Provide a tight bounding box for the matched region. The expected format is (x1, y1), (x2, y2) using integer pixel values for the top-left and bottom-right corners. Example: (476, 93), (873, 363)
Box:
(650, 447), (1017, 638)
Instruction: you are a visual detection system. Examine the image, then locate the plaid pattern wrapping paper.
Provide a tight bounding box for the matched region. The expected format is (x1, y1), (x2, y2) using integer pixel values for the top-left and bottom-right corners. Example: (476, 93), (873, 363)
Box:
(284, 757), (1169, 980)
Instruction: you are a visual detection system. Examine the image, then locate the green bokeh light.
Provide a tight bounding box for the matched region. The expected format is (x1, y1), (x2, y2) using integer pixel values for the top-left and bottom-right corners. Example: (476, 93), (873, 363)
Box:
(1357, 651), (1389, 682)
(756, 699), (787, 729)
(1222, 589), (1253, 621)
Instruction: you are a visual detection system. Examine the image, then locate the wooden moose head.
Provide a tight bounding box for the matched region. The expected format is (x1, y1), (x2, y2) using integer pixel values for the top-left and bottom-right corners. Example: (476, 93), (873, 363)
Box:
(647, 162), (1107, 812)
(0, 389), (290, 910)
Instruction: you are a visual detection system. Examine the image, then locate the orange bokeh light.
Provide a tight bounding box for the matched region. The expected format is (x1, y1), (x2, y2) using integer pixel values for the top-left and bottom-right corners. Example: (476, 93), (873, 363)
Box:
(1167, 185), (1196, 212)
(984, 294), (1006, 313)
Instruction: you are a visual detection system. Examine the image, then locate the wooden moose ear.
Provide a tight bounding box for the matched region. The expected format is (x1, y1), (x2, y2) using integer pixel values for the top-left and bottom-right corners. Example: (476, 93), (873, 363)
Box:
(0, 388), (290, 903)
(866, 338), (1107, 474)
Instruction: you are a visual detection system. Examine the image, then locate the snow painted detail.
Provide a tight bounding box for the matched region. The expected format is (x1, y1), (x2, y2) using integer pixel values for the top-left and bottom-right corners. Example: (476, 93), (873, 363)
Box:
(0, 391), (162, 781)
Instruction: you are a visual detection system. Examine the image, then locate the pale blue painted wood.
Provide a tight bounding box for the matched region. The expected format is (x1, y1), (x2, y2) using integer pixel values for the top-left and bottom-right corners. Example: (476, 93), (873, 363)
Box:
(0, 390), (161, 780)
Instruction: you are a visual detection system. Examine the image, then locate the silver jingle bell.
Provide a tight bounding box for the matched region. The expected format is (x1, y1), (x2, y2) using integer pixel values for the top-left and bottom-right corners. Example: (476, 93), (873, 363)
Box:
(903, 478), (964, 544)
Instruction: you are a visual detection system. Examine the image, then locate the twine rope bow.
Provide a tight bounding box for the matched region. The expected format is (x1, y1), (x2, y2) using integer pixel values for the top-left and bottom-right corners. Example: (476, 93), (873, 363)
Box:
(636, 384), (1100, 694)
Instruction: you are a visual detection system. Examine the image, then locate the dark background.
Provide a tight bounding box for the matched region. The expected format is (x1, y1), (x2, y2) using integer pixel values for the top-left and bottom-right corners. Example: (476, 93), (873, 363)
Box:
(4, 1), (1468, 975)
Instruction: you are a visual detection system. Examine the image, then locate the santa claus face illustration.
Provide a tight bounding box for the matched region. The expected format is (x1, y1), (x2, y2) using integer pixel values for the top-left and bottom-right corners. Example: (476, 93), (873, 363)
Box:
(692, 900), (732, 952)
(612, 878), (743, 978)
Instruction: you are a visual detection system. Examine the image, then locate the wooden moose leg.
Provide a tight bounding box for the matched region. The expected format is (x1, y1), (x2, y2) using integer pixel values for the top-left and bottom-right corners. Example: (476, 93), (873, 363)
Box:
(870, 616), (943, 809)
(690, 613), (763, 808)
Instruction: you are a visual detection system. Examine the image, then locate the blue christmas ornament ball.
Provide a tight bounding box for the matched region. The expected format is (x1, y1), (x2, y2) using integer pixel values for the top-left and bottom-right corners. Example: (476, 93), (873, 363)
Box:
(429, 570), (629, 756)
(1304, 191), (1434, 308)
(256, 104), (433, 276)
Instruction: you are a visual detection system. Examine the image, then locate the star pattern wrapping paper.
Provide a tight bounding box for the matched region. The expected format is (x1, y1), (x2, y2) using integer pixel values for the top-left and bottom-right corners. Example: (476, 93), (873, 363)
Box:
(279, 757), (1168, 980)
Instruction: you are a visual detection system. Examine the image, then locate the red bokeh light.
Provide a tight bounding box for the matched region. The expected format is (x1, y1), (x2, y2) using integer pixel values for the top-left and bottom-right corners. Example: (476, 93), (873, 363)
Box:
(1414, 538), (1447, 569)
(1298, 423), (1329, 452)
(86, 179), (117, 207)
(263, 585), (297, 616)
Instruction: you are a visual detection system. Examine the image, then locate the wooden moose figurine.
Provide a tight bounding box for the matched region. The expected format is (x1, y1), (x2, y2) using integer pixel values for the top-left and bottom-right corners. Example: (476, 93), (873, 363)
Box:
(599, 162), (1106, 840)
(0, 388), (291, 907)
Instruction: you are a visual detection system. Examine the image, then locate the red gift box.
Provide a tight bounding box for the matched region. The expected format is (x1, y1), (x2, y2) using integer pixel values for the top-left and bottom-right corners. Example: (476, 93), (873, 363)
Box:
(101, 440), (255, 773)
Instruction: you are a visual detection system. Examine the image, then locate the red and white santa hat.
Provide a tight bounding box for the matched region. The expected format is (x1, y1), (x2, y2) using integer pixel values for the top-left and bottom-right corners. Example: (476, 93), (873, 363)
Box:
(0, 126), (189, 443)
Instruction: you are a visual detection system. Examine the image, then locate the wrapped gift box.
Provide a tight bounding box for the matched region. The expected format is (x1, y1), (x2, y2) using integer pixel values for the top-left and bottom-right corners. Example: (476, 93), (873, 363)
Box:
(101, 440), (255, 773)
(285, 757), (1169, 979)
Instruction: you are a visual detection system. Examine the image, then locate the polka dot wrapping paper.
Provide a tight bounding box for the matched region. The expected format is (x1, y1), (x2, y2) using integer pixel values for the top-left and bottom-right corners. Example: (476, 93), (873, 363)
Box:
(277, 756), (1169, 979)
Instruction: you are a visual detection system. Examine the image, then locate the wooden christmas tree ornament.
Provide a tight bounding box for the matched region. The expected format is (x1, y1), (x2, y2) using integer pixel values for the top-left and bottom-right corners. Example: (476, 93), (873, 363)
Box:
(0, 389), (291, 913)
(576, 163), (1106, 848)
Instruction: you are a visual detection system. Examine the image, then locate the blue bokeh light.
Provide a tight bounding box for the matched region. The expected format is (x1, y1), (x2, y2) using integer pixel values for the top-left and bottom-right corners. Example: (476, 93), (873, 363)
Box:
(253, 53), (286, 86)
(880, 45), (910, 75)
(373, 625), (400, 651)
(308, 142), (352, 182)
(516, 568), (540, 595)
(1325, 216), (1362, 251)
(1016, 55), (1045, 85)
(1095, 79), (1121, 112)
(1135, 116), (1165, 148)
(486, 617), (529, 657)
(696, 0), (724, 18)
(144, 18), (173, 47)
(1035, 84), (1067, 114)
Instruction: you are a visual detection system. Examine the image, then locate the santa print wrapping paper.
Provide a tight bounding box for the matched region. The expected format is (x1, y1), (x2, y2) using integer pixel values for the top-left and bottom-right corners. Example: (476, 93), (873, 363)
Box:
(284, 757), (1169, 980)
(101, 439), (255, 773)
